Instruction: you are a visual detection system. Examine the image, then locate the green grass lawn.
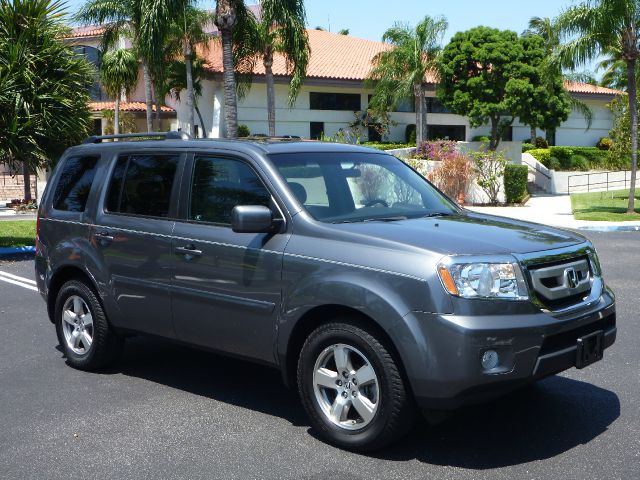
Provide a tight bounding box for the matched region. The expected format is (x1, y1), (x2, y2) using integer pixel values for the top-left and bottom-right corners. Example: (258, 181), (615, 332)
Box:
(0, 220), (37, 248)
(571, 189), (640, 221)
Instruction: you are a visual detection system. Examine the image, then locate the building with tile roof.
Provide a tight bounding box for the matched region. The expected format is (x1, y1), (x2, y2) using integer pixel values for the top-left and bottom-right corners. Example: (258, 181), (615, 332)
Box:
(68, 24), (622, 146)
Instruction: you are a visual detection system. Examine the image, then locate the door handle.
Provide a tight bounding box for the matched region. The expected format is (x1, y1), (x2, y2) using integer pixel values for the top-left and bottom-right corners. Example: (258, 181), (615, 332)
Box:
(93, 231), (114, 244)
(175, 244), (203, 259)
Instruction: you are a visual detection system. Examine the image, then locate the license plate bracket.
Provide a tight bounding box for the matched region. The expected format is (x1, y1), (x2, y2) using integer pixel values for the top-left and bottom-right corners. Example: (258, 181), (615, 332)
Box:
(576, 330), (604, 369)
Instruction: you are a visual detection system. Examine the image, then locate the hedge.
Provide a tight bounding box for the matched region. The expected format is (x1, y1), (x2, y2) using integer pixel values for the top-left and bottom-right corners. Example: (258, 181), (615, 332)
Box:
(504, 164), (528, 204)
(527, 146), (622, 171)
(363, 142), (416, 151)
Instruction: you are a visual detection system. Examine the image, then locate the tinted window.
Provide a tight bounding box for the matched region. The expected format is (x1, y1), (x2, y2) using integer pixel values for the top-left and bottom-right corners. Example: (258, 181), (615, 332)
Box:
(190, 157), (271, 224)
(106, 154), (179, 217)
(52, 156), (99, 212)
(310, 92), (361, 111)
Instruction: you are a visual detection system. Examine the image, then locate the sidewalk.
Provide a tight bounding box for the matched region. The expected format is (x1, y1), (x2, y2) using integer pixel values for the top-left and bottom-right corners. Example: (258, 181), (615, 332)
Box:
(467, 194), (640, 231)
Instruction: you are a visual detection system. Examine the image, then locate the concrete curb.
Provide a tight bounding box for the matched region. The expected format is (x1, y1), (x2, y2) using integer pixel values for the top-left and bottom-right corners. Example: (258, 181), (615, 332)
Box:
(577, 225), (640, 232)
(0, 246), (36, 256)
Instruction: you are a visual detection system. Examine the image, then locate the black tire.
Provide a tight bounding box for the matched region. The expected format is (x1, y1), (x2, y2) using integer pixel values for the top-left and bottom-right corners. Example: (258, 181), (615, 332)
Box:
(297, 319), (416, 451)
(54, 279), (123, 370)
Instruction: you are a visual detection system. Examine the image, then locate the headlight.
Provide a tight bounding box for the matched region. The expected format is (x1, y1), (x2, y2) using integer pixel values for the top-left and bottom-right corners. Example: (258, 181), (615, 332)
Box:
(437, 257), (529, 300)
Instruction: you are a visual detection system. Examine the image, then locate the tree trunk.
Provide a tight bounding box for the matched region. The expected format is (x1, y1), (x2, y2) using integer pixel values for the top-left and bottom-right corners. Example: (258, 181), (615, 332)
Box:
(414, 84), (424, 143)
(195, 104), (206, 138)
(627, 58), (638, 214)
(155, 95), (161, 131)
(220, 28), (238, 138)
(22, 163), (31, 201)
(264, 51), (275, 136)
(114, 95), (120, 135)
(530, 126), (536, 143)
(142, 62), (153, 132)
(185, 42), (196, 137)
(489, 116), (500, 151)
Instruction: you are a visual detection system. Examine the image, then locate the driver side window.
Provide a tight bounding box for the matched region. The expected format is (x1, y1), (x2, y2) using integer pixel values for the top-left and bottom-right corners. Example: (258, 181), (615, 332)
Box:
(189, 156), (271, 224)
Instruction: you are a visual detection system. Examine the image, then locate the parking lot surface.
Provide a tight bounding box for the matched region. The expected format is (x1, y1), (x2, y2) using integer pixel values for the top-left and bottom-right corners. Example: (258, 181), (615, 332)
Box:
(0, 232), (638, 479)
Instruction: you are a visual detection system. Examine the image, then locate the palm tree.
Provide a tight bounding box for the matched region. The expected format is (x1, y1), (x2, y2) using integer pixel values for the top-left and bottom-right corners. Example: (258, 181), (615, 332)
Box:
(236, 0), (309, 136)
(215, 0), (240, 138)
(0, 0), (94, 200)
(597, 45), (638, 90)
(556, 0), (639, 214)
(164, 58), (208, 136)
(367, 16), (448, 144)
(100, 48), (138, 135)
(525, 15), (594, 144)
(76, 0), (155, 132)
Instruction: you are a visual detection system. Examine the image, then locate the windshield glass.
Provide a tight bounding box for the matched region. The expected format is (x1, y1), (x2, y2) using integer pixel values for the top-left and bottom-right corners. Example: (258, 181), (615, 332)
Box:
(269, 152), (459, 223)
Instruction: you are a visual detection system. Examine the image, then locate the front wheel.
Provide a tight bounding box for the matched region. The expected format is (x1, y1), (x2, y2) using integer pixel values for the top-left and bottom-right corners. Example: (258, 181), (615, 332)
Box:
(297, 320), (416, 451)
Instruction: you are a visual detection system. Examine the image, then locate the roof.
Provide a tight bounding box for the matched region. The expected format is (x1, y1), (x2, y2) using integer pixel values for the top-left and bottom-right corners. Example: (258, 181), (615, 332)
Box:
(89, 101), (175, 113)
(563, 81), (622, 96)
(199, 29), (440, 83)
(65, 24), (107, 39)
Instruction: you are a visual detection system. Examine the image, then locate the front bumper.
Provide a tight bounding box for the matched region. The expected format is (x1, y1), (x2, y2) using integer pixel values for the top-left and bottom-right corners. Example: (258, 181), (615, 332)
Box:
(404, 289), (616, 410)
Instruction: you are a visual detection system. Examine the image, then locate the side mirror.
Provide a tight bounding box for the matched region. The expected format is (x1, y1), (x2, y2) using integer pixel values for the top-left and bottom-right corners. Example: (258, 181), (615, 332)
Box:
(231, 205), (274, 233)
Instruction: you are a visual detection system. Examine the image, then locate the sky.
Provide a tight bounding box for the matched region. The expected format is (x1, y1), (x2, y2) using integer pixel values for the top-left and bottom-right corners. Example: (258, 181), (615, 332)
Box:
(62, 0), (600, 74)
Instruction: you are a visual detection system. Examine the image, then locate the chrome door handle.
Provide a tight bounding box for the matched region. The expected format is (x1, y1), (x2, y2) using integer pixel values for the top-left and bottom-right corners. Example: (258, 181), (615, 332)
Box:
(175, 245), (203, 258)
(93, 231), (114, 243)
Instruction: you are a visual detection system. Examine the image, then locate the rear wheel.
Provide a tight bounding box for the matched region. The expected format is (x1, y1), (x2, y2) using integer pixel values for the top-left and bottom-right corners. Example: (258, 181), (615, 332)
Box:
(54, 280), (123, 370)
(297, 320), (416, 451)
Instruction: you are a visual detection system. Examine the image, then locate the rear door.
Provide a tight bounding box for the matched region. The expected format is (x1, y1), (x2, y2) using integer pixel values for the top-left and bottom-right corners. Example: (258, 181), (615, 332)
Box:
(170, 153), (290, 363)
(93, 150), (185, 338)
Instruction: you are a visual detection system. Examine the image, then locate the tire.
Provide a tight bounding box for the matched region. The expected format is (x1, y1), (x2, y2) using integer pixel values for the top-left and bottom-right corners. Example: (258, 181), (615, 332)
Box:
(54, 279), (123, 370)
(297, 319), (416, 451)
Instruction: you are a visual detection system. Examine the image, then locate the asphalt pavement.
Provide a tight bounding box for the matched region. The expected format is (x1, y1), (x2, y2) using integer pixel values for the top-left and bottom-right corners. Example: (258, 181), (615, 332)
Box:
(0, 232), (638, 480)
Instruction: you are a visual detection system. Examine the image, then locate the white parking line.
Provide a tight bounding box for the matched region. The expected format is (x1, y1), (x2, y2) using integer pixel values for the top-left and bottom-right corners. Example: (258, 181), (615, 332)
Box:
(0, 271), (39, 292)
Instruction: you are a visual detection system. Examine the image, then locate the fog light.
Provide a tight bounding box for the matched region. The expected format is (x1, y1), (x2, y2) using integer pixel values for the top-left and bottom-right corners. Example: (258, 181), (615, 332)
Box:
(481, 350), (499, 370)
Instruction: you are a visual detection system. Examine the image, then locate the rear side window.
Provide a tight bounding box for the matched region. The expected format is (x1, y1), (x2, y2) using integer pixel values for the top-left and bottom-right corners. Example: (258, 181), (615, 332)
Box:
(189, 156), (271, 224)
(52, 156), (99, 212)
(106, 154), (179, 217)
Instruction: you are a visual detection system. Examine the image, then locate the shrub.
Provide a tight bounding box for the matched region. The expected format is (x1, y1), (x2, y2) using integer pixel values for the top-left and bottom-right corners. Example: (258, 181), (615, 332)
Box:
(596, 137), (613, 150)
(528, 148), (551, 165)
(405, 124), (416, 144)
(415, 140), (459, 161)
(547, 157), (561, 170)
(549, 146), (574, 170)
(522, 143), (536, 152)
(427, 152), (473, 203)
(472, 135), (490, 142)
(525, 136), (549, 148)
(238, 124), (251, 137)
(570, 154), (589, 171)
(363, 142), (415, 151)
(504, 164), (528, 204)
(469, 149), (508, 205)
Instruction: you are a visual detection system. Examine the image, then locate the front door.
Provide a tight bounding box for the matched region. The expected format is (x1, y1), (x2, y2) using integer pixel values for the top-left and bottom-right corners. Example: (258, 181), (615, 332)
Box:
(170, 154), (289, 363)
(93, 151), (184, 338)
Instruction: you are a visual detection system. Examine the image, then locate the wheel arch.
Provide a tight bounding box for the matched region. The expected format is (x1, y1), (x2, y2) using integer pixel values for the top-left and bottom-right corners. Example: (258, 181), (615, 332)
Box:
(46, 265), (101, 323)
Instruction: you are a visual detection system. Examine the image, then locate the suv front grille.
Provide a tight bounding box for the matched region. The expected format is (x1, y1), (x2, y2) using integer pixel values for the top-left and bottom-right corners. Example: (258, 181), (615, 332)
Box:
(526, 255), (593, 311)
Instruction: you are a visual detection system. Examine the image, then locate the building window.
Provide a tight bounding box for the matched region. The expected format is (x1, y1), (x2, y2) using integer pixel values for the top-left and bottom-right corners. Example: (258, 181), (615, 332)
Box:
(310, 92), (361, 111)
(368, 94), (415, 113)
(310, 122), (324, 140)
(72, 45), (105, 101)
(428, 125), (466, 141)
(426, 98), (451, 114)
(501, 126), (513, 142)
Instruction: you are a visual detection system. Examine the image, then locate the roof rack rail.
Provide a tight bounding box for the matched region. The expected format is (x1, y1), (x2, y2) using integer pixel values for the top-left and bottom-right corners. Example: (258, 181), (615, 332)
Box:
(82, 131), (191, 144)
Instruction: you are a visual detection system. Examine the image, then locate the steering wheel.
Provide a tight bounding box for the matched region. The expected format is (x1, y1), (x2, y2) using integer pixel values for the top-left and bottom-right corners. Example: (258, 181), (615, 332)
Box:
(364, 199), (389, 208)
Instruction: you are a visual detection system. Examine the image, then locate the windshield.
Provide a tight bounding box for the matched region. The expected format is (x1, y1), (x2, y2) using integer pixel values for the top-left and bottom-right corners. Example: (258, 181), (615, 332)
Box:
(269, 152), (459, 223)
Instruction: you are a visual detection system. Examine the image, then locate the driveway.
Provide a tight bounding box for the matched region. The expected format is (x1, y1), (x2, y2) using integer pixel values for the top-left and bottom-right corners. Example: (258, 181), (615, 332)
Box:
(0, 232), (638, 479)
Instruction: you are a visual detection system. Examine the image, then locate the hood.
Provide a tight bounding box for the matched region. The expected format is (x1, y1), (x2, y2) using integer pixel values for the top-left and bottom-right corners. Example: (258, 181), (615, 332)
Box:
(333, 211), (586, 256)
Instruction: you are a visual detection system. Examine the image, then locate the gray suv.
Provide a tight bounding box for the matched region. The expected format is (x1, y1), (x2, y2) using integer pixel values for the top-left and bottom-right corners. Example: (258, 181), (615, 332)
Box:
(36, 133), (616, 450)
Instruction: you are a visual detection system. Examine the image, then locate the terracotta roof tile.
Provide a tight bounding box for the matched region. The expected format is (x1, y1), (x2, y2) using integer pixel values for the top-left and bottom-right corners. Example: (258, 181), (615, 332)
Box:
(66, 24), (107, 39)
(89, 101), (175, 113)
(564, 80), (623, 96)
(200, 29), (438, 82)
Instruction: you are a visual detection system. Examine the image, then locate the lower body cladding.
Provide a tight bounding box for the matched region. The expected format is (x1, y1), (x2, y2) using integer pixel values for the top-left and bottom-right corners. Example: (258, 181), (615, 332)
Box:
(401, 292), (616, 410)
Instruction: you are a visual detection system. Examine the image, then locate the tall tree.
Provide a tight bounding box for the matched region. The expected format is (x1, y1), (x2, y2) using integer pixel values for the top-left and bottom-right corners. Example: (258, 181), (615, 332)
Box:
(438, 27), (527, 150)
(235, 0), (309, 136)
(0, 0), (93, 200)
(100, 48), (139, 135)
(76, 0), (155, 132)
(597, 45), (637, 90)
(368, 15), (448, 144)
(215, 0), (240, 138)
(556, 0), (639, 214)
(164, 58), (208, 135)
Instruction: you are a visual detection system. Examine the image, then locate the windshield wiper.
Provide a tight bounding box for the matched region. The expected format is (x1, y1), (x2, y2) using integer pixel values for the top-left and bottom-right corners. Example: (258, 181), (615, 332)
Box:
(332, 216), (407, 224)
(422, 212), (454, 218)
